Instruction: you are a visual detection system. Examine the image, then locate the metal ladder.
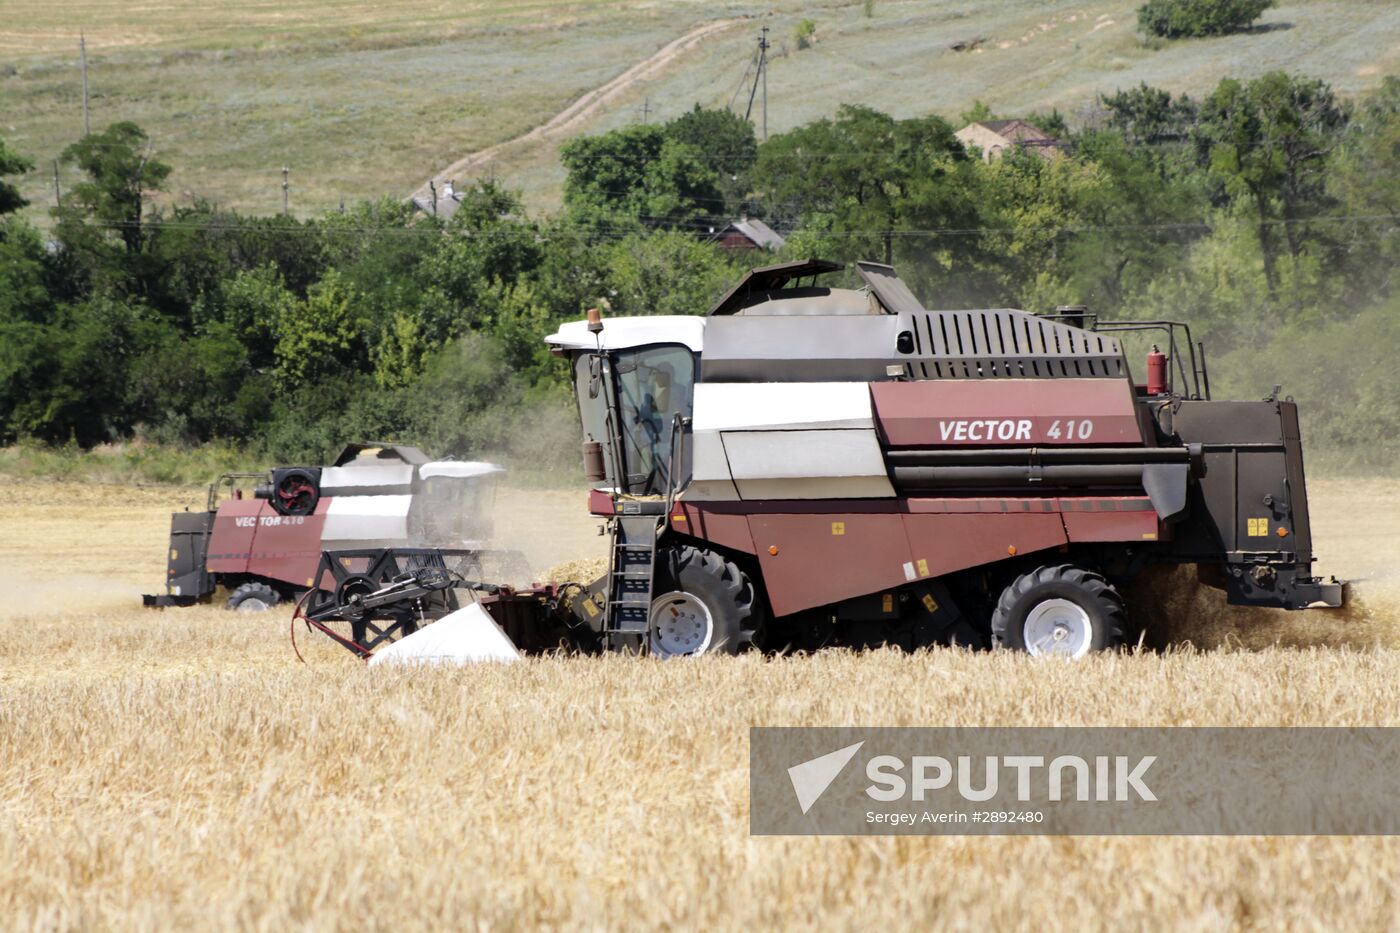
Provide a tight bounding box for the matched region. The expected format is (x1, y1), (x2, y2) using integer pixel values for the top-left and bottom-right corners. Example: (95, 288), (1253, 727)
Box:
(602, 413), (689, 650)
(604, 514), (664, 649)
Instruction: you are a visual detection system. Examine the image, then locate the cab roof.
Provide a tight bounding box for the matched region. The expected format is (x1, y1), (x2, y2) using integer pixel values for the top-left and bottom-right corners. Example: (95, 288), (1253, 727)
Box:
(545, 315), (705, 353)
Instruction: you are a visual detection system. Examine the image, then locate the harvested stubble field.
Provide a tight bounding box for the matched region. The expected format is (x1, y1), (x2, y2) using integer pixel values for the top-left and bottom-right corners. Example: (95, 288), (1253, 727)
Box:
(3, 478), (1400, 929)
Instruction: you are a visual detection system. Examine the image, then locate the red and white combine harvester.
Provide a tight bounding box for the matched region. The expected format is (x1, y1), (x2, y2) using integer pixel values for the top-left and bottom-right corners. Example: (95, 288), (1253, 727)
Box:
(144, 443), (516, 615)
(296, 259), (1344, 663)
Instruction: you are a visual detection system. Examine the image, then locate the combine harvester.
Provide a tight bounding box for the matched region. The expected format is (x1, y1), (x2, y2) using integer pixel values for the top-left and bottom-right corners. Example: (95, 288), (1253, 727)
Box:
(145, 443), (520, 617)
(301, 259), (1343, 663)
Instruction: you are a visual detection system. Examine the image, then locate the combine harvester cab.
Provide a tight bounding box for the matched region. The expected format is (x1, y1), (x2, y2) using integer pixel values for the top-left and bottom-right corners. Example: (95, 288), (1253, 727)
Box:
(143, 443), (511, 612)
(541, 258), (1343, 659)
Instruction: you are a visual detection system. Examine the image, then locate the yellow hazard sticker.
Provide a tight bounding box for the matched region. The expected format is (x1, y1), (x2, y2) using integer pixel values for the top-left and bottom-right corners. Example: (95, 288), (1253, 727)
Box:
(916, 558), (929, 577)
(583, 597), (600, 618)
(921, 593), (939, 613)
(170, 549), (178, 561)
(1248, 518), (1270, 537)
(831, 521), (846, 536)
(672, 513), (687, 522)
(305, 577), (315, 587)
(881, 593), (893, 613)
(1141, 532), (1158, 540)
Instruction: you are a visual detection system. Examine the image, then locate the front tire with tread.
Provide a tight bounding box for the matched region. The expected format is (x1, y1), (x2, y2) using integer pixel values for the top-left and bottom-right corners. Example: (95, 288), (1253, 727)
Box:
(992, 564), (1125, 658)
(228, 581), (281, 613)
(648, 546), (761, 658)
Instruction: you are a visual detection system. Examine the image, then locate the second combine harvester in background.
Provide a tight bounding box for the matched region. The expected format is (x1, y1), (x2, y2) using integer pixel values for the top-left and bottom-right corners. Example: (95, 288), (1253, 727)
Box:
(542, 258), (1342, 659)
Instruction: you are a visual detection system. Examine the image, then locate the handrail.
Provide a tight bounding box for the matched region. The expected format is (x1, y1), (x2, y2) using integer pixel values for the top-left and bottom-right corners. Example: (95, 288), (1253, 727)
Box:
(663, 412), (691, 519)
(1094, 320), (1211, 400)
(206, 471), (268, 512)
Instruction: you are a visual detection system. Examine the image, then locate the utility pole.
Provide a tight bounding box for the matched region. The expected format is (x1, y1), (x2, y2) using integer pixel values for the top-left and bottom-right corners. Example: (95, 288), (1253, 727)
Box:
(80, 31), (90, 136)
(760, 26), (769, 141)
(743, 27), (770, 140)
(52, 160), (61, 205)
(281, 166), (289, 215)
(638, 97), (652, 123)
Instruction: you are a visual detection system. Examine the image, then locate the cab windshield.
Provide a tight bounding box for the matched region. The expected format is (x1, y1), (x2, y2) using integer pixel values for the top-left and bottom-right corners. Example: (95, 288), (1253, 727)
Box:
(573, 343), (696, 496)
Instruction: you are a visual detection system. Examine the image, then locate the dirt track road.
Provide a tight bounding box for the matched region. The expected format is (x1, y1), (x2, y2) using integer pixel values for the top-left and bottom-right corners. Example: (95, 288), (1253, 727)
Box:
(409, 18), (743, 203)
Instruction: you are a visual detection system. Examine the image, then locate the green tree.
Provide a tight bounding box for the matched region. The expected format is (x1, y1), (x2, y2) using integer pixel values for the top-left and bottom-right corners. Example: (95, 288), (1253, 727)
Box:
(196, 264), (299, 370)
(959, 100), (999, 126)
(604, 231), (743, 317)
(754, 105), (976, 267)
(274, 270), (365, 390)
(11, 297), (157, 444)
(560, 110), (749, 231)
(0, 218), (54, 326)
(1137, 0), (1273, 39)
(1059, 131), (1207, 309)
(1026, 109), (1070, 138)
(1100, 83), (1199, 145)
(0, 135), (33, 216)
(561, 123), (667, 230)
(372, 312), (432, 390)
(977, 150), (1110, 309)
(127, 323), (251, 442)
(53, 122), (172, 296)
(1194, 73), (1348, 294)
(1332, 76), (1400, 302)
(664, 105), (758, 214)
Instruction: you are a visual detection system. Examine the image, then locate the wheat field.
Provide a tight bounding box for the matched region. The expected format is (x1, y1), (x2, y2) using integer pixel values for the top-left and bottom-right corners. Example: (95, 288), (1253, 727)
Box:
(3, 478), (1400, 929)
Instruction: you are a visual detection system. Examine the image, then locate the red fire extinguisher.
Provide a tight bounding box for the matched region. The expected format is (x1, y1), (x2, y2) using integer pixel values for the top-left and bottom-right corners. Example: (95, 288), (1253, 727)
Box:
(1146, 345), (1168, 396)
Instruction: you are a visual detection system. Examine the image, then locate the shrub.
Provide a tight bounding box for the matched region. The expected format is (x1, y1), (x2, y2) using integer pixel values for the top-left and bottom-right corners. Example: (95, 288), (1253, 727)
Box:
(1137, 0), (1273, 38)
(795, 19), (817, 50)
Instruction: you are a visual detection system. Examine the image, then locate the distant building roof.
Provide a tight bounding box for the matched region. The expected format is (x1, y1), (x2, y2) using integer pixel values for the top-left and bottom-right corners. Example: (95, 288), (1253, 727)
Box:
(976, 119), (1053, 142)
(955, 120), (1068, 162)
(409, 181), (465, 220)
(711, 217), (787, 251)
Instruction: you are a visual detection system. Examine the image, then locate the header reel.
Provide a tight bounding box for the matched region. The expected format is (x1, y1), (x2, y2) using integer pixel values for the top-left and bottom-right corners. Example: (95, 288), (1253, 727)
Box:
(294, 548), (501, 659)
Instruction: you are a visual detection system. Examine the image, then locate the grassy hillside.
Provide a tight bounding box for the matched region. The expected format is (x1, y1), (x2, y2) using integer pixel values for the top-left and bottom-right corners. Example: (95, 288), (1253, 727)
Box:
(2, 0), (1397, 216)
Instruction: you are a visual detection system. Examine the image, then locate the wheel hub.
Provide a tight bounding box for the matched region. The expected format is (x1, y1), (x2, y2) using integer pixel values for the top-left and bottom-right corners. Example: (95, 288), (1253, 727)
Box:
(649, 592), (715, 658)
(235, 597), (270, 612)
(1023, 598), (1093, 659)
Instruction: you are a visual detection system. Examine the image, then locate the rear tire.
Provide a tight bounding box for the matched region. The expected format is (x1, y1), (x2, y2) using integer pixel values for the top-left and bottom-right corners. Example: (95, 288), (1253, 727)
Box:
(992, 564), (1125, 659)
(228, 581), (281, 613)
(648, 547), (761, 658)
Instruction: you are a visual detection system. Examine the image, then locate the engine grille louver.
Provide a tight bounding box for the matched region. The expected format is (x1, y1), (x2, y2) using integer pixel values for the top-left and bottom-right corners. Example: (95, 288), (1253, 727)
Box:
(900, 310), (1126, 380)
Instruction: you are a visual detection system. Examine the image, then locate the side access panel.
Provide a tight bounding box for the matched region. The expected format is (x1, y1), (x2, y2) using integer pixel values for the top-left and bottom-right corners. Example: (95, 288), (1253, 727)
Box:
(745, 506), (1073, 617)
(748, 513), (912, 617)
(679, 497), (1161, 618)
(1168, 400), (1306, 563)
(206, 498), (328, 589)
